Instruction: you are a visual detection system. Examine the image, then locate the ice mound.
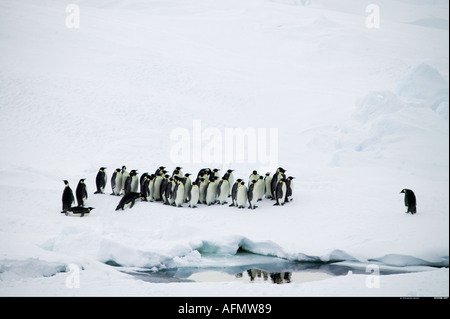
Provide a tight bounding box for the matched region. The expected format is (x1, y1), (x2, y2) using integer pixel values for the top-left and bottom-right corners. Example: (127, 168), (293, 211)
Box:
(396, 63), (448, 101)
(0, 258), (67, 281)
(353, 91), (404, 123)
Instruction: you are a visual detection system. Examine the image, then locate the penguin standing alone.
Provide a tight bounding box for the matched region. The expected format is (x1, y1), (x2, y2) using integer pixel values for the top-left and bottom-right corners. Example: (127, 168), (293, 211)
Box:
(400, 189), (417, 214)
(76, 179), (88, 207)
(94, 167), (107, 194)
(111, 168), (122, 196)
(61, 180), (75, 213)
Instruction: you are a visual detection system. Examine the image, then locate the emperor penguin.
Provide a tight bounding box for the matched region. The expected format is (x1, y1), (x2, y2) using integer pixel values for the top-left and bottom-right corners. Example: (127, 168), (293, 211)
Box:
(199, 178), (208, 204)
(94, 167), (107, 194)
(222, 169), (234, 196)
(236, 181), (248, 209)
(209, 168), (220, 180)
(285, 176), (295, 202)
(111, 168), (122, 196)
(124, 170), (139, 194)
(161, 174), (171, 204)
(274, 178), (287, 206)
(115, 192), (143, 211)
(121, 166), (129, 194)
(166, 177), (176, 206)
(400, 189), (417, 214)
(255, 175), (265, 201)
(153, 171), (165, 201)
(65, 206), (94, 217)
(75, 178), (88, 207)
(183, 173), (192, 203)
(173, 177), (185, 207)
(142, 174), (155, 202)
(248, 170), (260, 186)
(229, 179), (242, 207)
(217, 177), (230, 205)
(248, 180), (258, 209)
(205, 177), (218, 206)
(189, 181), (200, 208)
(172, 167), (184, 178)
(271, 167), (286, 199)
(154, 166), (166, 176)
(264, 173), (273, 199)
(61, 180), (75, 213)
(195, 168), (210, 184)
(140, 173), (149, 193)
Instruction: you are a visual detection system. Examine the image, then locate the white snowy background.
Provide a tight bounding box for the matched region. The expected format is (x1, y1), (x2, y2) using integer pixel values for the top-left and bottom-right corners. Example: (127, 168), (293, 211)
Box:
(0, 0), (448, 296)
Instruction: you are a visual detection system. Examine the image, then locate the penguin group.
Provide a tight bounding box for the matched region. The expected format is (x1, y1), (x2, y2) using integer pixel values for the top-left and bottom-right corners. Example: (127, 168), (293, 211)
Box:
(61, 166), (296, 215)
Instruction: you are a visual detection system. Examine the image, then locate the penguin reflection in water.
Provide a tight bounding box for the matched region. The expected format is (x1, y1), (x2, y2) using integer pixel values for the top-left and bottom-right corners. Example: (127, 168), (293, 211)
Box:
(400, 189), (417, 214)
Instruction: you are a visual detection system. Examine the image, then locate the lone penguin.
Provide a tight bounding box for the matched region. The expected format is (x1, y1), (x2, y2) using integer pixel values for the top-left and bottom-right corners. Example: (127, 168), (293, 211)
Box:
(76, 179), (88, 207)
(400, 189), (417, 214)
(61, 180), (75, 213)
(111, 168), (122, 196)
(94, 167), (107, 194)
(115, 192), (143, 211)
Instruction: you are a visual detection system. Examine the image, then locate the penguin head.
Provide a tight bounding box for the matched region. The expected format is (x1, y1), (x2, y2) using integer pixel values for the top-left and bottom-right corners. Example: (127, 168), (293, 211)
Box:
(115, 168), (121, 173)
(122, 165), (127, 171)
(63, 180), (69, 186)
(130, 170), (138, 176)
(252, 170), (257, 175)
(288, 176), (295, 180)
(99, 167), (106, 171)
(252, 180), (257, 184)
(227, 169), (234, 173)
(259, 176), (264, 180)
(240, 181), (245, 186)
(236, 179), (242, 183)
(87, 207), (95, 211)
(79, 178), (86, 183)
(265, 172), (271, 176)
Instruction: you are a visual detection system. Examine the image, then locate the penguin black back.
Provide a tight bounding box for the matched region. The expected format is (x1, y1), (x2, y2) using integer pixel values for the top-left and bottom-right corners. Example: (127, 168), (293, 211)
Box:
(62, 180), (75, 212)
(76, 178), (88, 207)
(95, 167), (107, 194)
(400, 189), (417, 214)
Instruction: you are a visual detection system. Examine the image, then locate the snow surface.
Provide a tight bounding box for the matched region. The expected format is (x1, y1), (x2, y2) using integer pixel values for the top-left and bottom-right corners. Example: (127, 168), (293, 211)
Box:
(0, 0), (448, 296)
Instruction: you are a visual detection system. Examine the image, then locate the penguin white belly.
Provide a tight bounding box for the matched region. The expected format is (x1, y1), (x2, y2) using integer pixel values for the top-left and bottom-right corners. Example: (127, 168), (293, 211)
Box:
(218, 182), (229, 204)
(206, 184), (218, 205)
(130, 177), (139, 193)
(199, 183), (207, 204)
(174, 184), (185, 207)
(236, 186), (248, 208)
(256, 180), (265, 201)
(189, 186), (199, 208)
(153, 177), (163, 200)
